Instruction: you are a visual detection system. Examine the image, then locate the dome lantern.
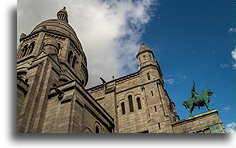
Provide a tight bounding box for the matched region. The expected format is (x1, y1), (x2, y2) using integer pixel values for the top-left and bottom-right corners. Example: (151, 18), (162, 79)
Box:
(57, 7), (68, 23)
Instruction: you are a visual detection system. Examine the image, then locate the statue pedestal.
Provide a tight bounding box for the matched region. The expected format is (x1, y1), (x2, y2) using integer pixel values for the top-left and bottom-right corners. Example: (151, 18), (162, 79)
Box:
(172, 110), (225, 133)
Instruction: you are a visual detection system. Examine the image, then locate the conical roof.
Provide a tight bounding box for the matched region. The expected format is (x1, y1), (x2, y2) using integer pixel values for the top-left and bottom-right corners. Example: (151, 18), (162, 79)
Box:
(136, 43), (153, 58)
(138, 43), (151, 53)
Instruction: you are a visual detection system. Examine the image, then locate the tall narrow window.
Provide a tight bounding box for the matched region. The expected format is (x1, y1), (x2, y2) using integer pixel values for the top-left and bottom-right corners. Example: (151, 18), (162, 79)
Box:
(21, 44), (28, 58)
(72, 56), (77, 69)
(158, 123), (161, 129)
(67, 50), (73, 64)
(128, 95), (134, 112)
(28, 41), (35, 55)
(137, 97), (142, 110)
(147, 73), (151, 80)
(121, 102), (125, 115)
(151, 91), (153, 96)
(96, 126), (99, 133)
(143, 55), (146, 60)
(154, 106), (157, 112)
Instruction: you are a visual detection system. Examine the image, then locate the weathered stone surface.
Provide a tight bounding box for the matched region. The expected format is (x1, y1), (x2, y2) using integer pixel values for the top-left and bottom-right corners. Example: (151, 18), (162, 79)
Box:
(17, 7), (225, 133)
(172, 110), (225, 133)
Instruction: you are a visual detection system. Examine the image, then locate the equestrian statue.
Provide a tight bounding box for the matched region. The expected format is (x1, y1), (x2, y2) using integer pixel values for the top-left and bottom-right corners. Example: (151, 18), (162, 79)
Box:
(182, 81), (213, 117)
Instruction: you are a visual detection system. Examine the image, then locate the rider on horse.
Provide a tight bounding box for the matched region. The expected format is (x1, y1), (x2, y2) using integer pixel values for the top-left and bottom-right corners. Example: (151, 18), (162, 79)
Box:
(191, 81), (198, 99)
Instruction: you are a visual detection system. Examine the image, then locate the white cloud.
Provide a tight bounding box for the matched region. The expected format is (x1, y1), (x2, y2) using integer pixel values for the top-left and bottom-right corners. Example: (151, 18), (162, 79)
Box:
(222, 106), (231, 112)
(231, 49), (236, 68)
(225, 122), (236, 133)
(229, 27), (236, 33)
(164, 78), (174, 85)
(220, 63), (230, 69)
(164, 73), (186, 85)
(17, 0), (156, 88)
(175, 73), (187, 80)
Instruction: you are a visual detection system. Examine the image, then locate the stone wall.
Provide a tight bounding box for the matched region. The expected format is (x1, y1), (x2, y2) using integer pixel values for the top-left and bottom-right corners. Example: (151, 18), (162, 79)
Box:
(43, 81), (114, 133)
(88, 68), (178, 133)
(172, 110), (225, 133)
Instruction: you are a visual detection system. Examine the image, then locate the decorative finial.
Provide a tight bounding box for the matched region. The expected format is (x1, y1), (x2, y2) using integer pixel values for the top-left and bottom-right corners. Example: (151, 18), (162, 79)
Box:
(141, 42), (144, 46)
(63, 6), (66, 9)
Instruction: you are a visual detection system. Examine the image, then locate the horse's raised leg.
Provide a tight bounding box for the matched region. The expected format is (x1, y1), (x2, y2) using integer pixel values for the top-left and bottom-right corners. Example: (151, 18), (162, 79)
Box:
(189, 109), (192, 117)
(205, 103), (211, 111)
(189, 106), (194, 117)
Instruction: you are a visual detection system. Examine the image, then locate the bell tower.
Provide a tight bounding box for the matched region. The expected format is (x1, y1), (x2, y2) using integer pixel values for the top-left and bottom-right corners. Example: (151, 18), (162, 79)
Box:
(136, 43), (179, 132)
(136, 43), (163, 80)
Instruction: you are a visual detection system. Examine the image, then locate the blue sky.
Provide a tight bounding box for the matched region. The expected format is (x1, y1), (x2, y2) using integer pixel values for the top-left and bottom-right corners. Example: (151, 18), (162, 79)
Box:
(141, 0), (235, 129)
(17, 0), (235, 132)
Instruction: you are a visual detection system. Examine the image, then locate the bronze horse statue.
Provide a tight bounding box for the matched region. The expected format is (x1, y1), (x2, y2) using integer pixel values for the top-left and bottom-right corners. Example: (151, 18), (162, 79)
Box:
(182, 82), (213, 117)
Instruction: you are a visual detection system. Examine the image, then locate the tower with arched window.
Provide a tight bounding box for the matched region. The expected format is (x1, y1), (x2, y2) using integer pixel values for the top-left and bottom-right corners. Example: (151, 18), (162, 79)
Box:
(17, 7), (225, 134)
(88, 43), (180, 133)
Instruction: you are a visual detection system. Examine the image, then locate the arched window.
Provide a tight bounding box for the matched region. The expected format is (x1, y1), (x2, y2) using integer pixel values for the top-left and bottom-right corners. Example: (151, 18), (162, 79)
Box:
(67, 50), (73, 64)
(149, 54), (152, 60)
(143, 55), (146, 60)
(121, 102), (125, 115)
(128, 95), (134, 112)
(95, 126), (99, 133)
(21, 44), (28, 58)
(137, 97), (142, 110)
(147, 73), (150, 80)
(28, 41), (35, 55)
(72, 56), (77, 69)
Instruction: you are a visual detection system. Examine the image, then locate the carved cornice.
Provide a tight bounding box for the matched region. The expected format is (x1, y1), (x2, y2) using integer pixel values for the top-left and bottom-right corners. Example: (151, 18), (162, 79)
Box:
(20, 33), (39, 42)
(45, 33), (66, 40)
(115, 72), (139, 83)
(88, 72), (140, 92)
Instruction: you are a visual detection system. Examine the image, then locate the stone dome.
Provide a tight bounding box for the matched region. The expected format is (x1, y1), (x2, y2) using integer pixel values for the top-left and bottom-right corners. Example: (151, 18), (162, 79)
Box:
(30, 7), (83, 52)
(31, 18), (83, 50)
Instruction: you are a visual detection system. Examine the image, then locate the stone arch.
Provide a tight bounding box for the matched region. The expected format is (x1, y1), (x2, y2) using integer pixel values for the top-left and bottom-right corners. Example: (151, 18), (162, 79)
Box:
(94, 121), (101, 133)
(123, 91), (134, 99)
(83, 127), (92, 133)
(117, 98), (126, 105)
(58, 74), (71, 84)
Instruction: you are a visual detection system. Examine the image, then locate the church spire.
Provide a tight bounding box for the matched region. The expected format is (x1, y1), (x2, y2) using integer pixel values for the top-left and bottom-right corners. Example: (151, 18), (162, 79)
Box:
(57, 7), (68, 23)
